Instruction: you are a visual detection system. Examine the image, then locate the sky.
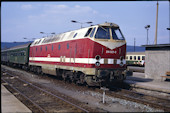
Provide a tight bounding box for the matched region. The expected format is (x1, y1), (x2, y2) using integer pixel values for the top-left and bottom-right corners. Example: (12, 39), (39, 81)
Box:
(1, 1), (170, 46)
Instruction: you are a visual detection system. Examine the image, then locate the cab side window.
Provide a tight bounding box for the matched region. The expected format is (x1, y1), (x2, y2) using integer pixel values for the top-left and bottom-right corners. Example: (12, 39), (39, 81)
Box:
(90, 27), (96, 38)
(84, 28), (92, 37)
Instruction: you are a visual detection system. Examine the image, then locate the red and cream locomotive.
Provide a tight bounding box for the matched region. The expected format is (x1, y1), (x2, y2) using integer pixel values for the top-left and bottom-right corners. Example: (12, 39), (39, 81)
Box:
(29, 22), (127, 86)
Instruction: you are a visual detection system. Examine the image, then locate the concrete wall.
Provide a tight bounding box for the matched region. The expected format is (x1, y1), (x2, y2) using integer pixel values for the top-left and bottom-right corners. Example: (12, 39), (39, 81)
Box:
(145, 50), (170, 80)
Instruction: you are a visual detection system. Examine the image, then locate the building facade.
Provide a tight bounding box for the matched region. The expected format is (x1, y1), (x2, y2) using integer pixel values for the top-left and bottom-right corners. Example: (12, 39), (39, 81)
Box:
(143, 44), (170, 80)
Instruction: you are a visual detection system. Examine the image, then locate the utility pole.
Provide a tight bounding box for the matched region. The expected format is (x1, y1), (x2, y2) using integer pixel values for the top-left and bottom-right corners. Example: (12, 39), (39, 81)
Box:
(134, 38), (136, 52)
(147, 28), (148, 45)
(145, 25), (150, 45)
(167, 0), (170, 44)
(154, 1), (159, 44)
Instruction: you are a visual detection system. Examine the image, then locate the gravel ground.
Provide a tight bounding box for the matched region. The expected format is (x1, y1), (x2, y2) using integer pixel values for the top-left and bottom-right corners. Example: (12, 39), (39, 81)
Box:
(1, 65), (164, 112)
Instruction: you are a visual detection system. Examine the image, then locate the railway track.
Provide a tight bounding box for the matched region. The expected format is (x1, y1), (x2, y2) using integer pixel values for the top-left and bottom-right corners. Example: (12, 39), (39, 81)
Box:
(1, 69), (90, 113)
(2, 65), (170, 112)
(91, 85), (170, 112)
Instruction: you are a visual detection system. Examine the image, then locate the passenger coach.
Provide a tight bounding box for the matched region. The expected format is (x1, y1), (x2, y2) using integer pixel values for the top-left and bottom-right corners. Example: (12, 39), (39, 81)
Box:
(1, 43), (31, 70)
(126, 52), (145, 66)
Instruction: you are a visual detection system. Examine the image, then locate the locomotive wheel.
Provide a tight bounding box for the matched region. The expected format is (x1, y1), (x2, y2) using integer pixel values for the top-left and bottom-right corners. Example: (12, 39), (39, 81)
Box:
(62, 71), (70, 83)
(62, 73), (66, 82)
(76, 73), (86, 85)
(70, 74), (76, 83)
(80, 74), (86, 85)
(37, 67), (42, 75)
(33, 66), (37, 74)
(119, 74), (124, 81)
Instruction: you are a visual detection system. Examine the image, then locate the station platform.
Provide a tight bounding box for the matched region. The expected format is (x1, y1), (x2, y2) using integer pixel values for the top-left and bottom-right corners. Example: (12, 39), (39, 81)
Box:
(125, 72), (170, 93)
(1, 84), (32, 113)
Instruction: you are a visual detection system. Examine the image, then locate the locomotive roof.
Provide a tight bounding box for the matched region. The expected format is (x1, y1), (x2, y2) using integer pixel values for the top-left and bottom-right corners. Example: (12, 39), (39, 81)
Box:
(1, 43), (31, 52)
(31, 22), (120, 47)
(98, 22), (119, 28)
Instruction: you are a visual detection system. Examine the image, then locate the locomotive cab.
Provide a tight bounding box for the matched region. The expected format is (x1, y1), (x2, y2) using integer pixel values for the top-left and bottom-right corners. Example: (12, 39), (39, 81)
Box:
(84, 23), (127, 86)
(94, 24), (125, 41)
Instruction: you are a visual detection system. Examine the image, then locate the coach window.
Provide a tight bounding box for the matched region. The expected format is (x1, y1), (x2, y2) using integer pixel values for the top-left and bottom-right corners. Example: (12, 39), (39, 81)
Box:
(58, 44), (61, 50)
(130, 56), (132, 60)
(134, 56), (136, 60)
(90, 27), (96, 38)
(138, 56), (140, 60)
(46, 46), (47, 51)
(84, 28), (92, 37)
(126, 56), (128, 60)
(41, 47), (42, 51)
(142, 56), (145, 60)
(36, 47), (37, 52)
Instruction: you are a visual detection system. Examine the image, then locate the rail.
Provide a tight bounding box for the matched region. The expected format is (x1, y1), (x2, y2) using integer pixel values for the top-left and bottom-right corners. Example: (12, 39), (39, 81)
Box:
(1, 70), (89, 113)
(1, 78), (47, 113)
(2, 65), (170, 112)
(94, 86), (170, 112)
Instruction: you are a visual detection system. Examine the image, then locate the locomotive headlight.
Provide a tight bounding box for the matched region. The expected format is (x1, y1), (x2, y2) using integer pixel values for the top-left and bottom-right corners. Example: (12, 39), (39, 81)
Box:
(95, 55), (101, 60)
(95, 61), (100, 66)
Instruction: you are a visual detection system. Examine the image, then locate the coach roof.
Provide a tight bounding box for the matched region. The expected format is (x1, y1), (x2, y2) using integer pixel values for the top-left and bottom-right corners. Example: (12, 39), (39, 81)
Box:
(1, 43), (31, 52)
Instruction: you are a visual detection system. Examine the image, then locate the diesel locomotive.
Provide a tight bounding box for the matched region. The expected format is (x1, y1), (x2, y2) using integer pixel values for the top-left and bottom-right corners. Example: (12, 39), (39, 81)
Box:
(2, 22), (127, 86)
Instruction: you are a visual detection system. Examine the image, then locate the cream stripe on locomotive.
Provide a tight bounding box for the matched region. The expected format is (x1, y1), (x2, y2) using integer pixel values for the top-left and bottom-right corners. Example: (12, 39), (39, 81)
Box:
(29, 57), (126, 65)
